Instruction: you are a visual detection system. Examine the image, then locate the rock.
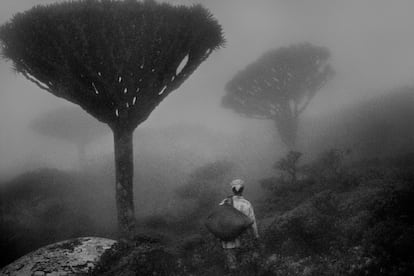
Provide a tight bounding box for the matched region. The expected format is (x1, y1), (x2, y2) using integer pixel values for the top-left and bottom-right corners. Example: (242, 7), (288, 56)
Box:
(0, 237), (116, 276)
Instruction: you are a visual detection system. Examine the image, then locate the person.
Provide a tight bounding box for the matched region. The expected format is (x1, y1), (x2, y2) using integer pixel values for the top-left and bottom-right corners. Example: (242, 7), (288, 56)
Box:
(219, 178), (259, 271)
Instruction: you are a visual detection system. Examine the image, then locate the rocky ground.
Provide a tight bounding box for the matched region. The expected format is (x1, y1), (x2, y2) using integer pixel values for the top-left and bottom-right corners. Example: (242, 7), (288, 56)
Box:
(0, 237), (116, 276)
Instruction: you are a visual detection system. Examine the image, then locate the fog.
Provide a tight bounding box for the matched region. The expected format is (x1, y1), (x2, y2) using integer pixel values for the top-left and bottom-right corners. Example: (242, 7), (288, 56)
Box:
(1, 0), (414, 178)
(1, 0), (414, 273)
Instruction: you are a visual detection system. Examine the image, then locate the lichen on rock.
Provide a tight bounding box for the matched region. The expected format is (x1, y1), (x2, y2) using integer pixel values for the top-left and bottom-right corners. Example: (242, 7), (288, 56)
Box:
(0, 237), (116, 276)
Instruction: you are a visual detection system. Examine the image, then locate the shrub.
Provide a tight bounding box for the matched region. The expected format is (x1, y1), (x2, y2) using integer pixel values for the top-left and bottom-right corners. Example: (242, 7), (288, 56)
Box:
(264, 190), (341, 256)
(92, 235), (181, 276)
(274, 151), (303, 184)
(303, 148), (357, 191)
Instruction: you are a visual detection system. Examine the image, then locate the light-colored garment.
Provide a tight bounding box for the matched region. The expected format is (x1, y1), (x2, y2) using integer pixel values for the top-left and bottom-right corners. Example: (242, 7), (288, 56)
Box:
(223, 248), (238, 270)
(219, 195), (259, 249)
(230, 179), (244, 191)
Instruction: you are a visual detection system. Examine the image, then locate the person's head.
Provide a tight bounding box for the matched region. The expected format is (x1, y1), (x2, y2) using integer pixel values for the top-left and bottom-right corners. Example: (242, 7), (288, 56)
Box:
(230, 179), (244, 196)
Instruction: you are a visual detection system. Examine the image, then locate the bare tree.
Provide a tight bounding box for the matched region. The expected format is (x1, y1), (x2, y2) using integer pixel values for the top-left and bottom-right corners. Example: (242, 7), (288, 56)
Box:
(223, 43), (333, 148)
(0, 0), (224, 237)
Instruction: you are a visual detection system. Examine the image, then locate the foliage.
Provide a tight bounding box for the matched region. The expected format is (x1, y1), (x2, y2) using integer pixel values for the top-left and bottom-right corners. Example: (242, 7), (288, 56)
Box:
(361, 182), (414, 275)
(259, 152), (414, 275)
(223, 43), (334, 147)
(274, 151), (302, 184)
(176, 234), (226, 275)
(0, 0), (224, 129)
(263, 190), (341, 256)
(260, 151), (308, 212)
(260, 248), (376, 276)
(91, 235), (181, 276)
(0, 169), (105, 267)
(3, 153), (414, 275)
(0, 0), (224, 236)
(303, 148), (357, 191)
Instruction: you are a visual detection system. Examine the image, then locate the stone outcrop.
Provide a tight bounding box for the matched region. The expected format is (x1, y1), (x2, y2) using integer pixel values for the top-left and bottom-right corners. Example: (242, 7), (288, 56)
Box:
(0, 237), (116, 276)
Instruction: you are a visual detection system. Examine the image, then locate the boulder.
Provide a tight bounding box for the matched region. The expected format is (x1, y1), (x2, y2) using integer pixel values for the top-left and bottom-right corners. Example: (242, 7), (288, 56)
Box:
(0, 237), (116, 276)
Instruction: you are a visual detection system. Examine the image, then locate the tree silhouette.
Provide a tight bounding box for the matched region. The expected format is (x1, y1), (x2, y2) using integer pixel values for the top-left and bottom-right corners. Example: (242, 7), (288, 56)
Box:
(30, 107), (109, 168)
(0, 0), (224, 237)
(274, 151), (302, 185)
(223, 43), (333, 148)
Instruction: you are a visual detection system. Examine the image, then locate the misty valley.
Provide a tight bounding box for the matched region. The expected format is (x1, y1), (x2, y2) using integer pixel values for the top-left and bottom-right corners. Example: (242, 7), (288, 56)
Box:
(0, 0), (414, 276)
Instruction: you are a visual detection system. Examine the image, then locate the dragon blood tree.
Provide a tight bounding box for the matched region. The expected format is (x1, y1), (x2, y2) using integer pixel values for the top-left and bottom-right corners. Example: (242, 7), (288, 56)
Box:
(223, 43), (334, 149)
(0, 0), (224, 237)
(30, 107), (109, 169)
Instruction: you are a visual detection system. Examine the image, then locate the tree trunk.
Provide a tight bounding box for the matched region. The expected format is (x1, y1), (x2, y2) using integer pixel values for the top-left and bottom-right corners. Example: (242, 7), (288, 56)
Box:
(77, 143), (86, 171)
(113, 128), (135, 238)
(275, 115), (298, 150)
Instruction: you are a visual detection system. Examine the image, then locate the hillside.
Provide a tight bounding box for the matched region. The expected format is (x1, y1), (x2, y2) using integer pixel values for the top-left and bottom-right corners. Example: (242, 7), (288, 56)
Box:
(301, 88), (414, 159)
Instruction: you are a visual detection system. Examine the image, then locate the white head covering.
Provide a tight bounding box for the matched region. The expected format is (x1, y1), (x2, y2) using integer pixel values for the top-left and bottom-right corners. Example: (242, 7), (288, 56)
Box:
(230, 178), (244, 192)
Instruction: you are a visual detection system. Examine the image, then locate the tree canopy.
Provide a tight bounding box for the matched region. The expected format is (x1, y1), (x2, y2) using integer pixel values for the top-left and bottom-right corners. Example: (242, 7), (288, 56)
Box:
(0, 0), (224, 237)
(223, 43), (333, 147)
(0, 0), (224, 132)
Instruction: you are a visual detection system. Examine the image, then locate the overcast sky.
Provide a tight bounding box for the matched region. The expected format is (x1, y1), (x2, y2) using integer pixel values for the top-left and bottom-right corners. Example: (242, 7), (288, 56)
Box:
(1, 0), (414, 175)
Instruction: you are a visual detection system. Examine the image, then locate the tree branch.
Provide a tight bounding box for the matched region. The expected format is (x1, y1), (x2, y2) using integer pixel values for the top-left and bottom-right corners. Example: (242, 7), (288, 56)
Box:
(297, 93), (314, 115)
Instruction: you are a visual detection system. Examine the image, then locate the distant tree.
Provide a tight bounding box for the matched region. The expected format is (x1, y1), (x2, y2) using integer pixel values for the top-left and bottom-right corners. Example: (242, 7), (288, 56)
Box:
(30, 107), (109, 168)
(0, 0), (224, 237)
(223, 43), (334, 148)
(274, 151), (302, 184)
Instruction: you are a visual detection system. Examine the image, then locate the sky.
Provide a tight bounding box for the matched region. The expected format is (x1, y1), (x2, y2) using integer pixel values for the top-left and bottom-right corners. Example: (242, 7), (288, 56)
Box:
(1, 0), (414, 176)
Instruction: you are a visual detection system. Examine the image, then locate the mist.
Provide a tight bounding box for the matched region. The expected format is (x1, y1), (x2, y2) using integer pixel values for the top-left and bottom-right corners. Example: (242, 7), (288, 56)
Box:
(0, 0), (414, 274)
(1, 0), (414, 177)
